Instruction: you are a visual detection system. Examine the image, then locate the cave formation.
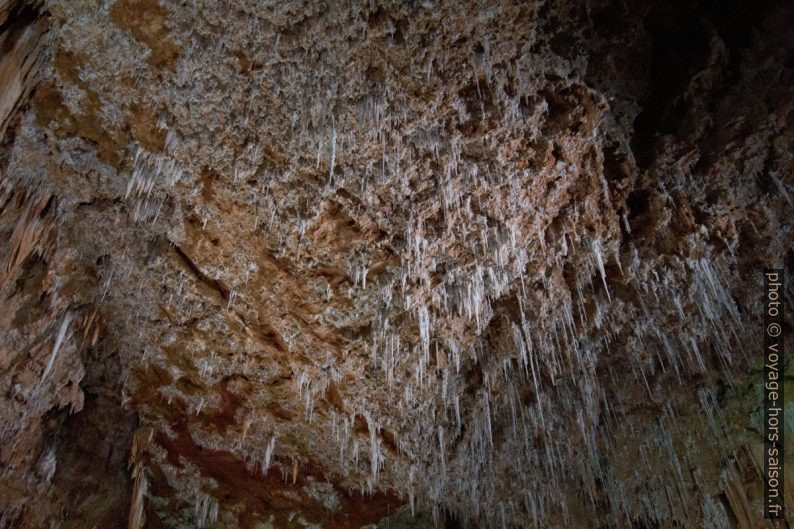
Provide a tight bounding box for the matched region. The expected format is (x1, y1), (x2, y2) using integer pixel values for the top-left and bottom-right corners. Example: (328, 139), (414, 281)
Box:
(0, 1), (792, 528)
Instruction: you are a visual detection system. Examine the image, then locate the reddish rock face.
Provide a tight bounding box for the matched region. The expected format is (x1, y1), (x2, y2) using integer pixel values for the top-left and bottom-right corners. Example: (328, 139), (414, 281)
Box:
(0, 1), (792, 528)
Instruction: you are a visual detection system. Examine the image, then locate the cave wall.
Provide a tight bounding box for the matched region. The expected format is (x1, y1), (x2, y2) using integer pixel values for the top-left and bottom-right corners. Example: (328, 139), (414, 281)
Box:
(0, 1), (792, 528)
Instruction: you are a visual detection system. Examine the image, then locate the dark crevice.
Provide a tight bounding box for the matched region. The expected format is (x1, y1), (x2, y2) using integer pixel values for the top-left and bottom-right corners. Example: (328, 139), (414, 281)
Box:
(0, 2), (43, 47)
(170, 242), (230, 301)
(631, 4), (711, 168)
(631, 0), (779, 170)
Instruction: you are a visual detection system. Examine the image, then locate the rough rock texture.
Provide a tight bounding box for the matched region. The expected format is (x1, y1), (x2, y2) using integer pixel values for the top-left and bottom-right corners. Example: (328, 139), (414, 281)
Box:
(0, 1), (793, 528)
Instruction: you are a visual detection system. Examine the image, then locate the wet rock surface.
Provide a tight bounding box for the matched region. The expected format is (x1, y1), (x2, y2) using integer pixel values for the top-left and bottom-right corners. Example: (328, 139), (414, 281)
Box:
(0, 1), (792, 528)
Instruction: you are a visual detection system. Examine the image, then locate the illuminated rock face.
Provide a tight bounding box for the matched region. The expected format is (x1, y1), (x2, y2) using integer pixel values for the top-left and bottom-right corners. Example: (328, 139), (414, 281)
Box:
(0, 0), (792, 528)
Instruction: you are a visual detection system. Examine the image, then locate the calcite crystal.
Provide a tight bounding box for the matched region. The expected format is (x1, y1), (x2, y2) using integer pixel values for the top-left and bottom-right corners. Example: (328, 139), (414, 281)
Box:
(0, 0), (792, 528)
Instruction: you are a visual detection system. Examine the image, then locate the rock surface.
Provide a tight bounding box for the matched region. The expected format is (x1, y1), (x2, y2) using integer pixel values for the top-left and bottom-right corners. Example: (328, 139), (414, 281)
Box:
(0, 1), (792, 528)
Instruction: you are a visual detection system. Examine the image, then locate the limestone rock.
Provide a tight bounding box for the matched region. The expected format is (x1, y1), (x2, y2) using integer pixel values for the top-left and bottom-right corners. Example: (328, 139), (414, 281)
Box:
(0, 1), (792, 528)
